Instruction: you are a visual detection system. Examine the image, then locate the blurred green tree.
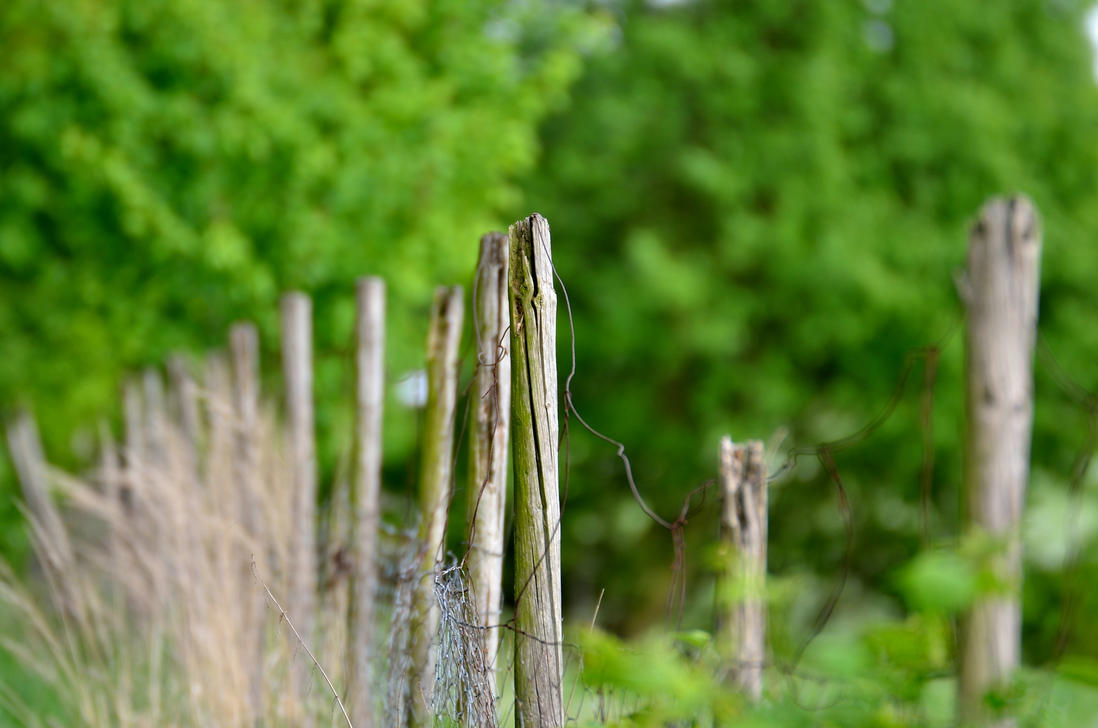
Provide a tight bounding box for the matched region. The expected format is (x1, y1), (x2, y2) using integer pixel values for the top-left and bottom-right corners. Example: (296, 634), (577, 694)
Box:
(0, 0), (596, 556)
(526, 0), (1098, 656)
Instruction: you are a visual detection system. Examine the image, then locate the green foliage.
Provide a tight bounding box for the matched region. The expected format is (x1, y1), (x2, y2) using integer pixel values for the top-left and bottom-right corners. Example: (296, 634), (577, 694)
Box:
(895, 550), (977, 615)
(527, 0), (1098, 655)
(0, 0), (597, 558)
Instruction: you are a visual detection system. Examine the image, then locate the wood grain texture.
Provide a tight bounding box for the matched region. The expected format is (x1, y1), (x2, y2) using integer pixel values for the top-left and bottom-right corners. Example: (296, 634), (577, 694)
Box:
(467, 232), (511, 689)
(409, 285), (464, 727)
(347, 276), (385, 728)
(959, 196), (1041, 728)
(718, 437), (767, 702)
(509, 214), (564, 728)
(281, 292), (317, 728)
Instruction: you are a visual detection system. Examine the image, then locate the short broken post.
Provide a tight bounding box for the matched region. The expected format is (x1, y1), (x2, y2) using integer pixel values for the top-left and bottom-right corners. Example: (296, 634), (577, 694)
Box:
(717, 437), (767, 702)
(509, 214), (564, 728)
(467, 232), (511, 690)
(409, 285), (464, 727)
(5, 409), (78, 615)
(347, 277), (385, 728)
(282, 291), (318, 727)
(959, 196), (1041, 728)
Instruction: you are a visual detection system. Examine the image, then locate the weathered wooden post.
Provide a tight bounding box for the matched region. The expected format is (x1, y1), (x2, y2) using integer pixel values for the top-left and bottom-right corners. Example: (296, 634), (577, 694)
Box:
(282, 291), (318, 726)
(229, 321), (266, 720)
(168, 354), (202, 474)
(717, 437), (767, 701)
(5, 410), (76, 596)
(467, 232), (511, 688)
(347, 277), (385, 728)
(958, 196), (1041, 727)
(509, 214), (564, 728)
(409, 285), (464, 727)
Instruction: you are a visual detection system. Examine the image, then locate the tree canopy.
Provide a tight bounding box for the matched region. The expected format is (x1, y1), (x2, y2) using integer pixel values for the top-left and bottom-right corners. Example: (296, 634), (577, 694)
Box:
(529, 0), (1098, 655)
(0, 0), (594, 554)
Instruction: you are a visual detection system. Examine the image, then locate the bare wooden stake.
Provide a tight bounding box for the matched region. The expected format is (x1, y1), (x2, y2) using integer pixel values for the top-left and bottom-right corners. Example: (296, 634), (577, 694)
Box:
(97, 420), (122, 579)
(407, 285), (464, 727)
(467, 232), (511, 694)
(959, 196), (1041, 728)
(168, 354), (202, 474)
(142, 367), (167, 467)
(282, 291), (318, 727)
(5, 410), (75, 589)
(509, 214), (564, 728)
(347, 276), (385, 728)
(717, 437), (767, 702)
(229, 321), (266, 720)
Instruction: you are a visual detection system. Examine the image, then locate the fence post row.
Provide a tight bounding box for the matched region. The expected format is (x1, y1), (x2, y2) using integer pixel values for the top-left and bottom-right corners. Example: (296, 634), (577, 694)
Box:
(717, 437), (767, 701)
(509, 214), (565, 728)
(281, 291), (318, 728)
(959, 196), (1041, 728)
(467, 231), (512, 694)
(1, 203), (1057, 727)
(347, 276), (385, 728)
(409, 285), (464, 727)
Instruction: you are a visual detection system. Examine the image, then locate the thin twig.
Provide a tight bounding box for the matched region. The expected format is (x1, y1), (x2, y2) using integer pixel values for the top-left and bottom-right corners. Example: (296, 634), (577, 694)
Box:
(251, 559), (354, 728)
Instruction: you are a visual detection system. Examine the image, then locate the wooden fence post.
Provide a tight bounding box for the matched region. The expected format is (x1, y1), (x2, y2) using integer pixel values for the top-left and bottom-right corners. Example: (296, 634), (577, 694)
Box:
(347, 276), (385, 728)
(5, 410), (77, 605)
(168, 354), (202, 474)
(509, 214), (564, 728)
(409, 285), (464, 727)
(467, 232), (511, 691)
(959, 196), (1041, 727)
(717, 437), (767, 701)
(229, 321), (266, 720)
(282, 291), (318, 726)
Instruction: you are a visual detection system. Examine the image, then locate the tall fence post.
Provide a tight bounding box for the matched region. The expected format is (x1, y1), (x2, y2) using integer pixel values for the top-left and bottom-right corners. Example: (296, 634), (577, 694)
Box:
(717, 437), (767, 701)
(282, 291), (318, 726)
(467, 232), (511, 693)
(959, 196), (1041, 727)
(229, 321), (266, 720)
(509, 214), (564, 728)
(409, 285), (464, 727)
(347, 277), (385, 728)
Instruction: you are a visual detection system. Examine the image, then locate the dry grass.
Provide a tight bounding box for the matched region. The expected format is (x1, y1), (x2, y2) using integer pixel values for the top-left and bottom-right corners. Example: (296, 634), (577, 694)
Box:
(0, 354), (511, 727)
(1, 360), (353, 727)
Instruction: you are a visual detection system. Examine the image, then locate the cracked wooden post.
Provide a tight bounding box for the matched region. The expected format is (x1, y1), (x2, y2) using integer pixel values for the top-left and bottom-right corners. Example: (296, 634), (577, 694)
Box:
(282, 291), (317, 727)
(509, 214), (564, 728)
(959, 197), (1041, 728)
(347, 277), (385, 728)
(409, 285), (464, 727)
(717, 437), (767, 702)
(467, 232), (511, 694)
(229, 321), (266, 720)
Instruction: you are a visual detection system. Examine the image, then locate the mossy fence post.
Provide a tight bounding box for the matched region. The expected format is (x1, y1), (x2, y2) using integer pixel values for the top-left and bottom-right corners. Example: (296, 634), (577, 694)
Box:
(347, 276), (385, 728)
(958, 196), (1041, 728)
(717, 437), (767, 701)
(509, 214), (564, 728)
(467, 232), (511, 691)
(282, 291), (318, 726)
(409, 285), (464, 727)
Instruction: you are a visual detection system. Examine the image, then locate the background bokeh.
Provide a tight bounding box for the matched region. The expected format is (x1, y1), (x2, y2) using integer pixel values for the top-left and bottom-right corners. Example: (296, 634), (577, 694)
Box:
(5, 0), (1098, 717)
